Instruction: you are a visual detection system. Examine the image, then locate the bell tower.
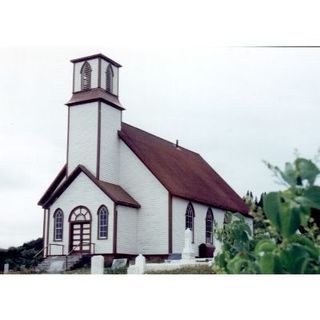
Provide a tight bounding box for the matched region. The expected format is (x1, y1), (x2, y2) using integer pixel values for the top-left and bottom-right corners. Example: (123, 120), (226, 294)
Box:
(66, 53), (124, 183)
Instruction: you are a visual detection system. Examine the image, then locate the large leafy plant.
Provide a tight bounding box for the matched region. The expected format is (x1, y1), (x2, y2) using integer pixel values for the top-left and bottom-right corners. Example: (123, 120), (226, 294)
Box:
(214, 157), (320, 274)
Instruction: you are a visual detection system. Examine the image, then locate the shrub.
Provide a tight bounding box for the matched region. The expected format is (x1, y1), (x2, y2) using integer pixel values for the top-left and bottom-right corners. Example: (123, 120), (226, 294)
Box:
(213, 157), (320, 274)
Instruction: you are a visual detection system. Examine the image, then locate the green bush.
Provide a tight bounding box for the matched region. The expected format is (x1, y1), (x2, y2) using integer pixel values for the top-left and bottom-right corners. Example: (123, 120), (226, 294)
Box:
(214, 156), (320, 274)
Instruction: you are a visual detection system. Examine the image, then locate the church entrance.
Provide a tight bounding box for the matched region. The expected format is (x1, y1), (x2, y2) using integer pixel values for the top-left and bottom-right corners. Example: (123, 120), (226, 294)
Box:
(68, 206), (92, 254)
(70, 222), (91, 254)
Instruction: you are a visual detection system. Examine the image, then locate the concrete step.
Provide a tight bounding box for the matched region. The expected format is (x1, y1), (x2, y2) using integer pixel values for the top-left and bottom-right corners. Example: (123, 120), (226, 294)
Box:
(36, 255), (83, 273)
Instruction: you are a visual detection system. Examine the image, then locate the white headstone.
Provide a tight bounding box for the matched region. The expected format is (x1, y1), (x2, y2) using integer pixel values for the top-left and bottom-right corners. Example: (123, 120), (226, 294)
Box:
(3, 263), (9, 274)
(181, 228), (195, 261)
(111, 258), (128, 270)
(127, 265), (138, 274)
(91, 255), (104, 274)
(135, 254), (146, 274)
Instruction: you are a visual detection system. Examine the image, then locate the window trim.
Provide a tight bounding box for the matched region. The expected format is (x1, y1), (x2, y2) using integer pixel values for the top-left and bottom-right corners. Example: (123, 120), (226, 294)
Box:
(53, 209), (64, 242)
(68, 205), (92, 222)
(185, 202), (195, 243)
(97, 205), (109, 240)
(205, 208), (214, 244)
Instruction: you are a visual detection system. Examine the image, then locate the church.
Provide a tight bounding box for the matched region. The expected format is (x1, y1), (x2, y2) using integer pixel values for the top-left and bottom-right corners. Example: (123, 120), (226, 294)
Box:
(38, 53), (251, 262)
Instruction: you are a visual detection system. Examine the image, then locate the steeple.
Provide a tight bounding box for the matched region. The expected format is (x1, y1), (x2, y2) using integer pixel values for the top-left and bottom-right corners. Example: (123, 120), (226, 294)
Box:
(66, 53), (123, 110)
(66, 53), (123, 183)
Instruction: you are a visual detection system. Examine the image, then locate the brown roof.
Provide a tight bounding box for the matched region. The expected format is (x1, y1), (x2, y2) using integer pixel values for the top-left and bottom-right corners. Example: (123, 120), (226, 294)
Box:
(39, 165), (140, 209)
(38, 164), (67, 207)
(119, 123), (249, 216)
(66, 88), (124, 110)
(70, 53), (122, 67)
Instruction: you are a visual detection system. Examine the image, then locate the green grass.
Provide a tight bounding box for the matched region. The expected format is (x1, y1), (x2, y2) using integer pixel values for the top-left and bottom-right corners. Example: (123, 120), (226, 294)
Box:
(145, 265), (215, 274)
(64, 267), (127, 274)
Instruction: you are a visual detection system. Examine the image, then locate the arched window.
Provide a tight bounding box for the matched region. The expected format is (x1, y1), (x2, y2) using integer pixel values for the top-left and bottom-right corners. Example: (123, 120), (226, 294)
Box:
(53, 209), (63, 241)
(69, 206), (91, 222)
(185, 202), (195, 243)
(80, 61), (92, 90)
(206, 208), (214, 244)
(97, 206), (109, 239)
(106, 64), (114, 93)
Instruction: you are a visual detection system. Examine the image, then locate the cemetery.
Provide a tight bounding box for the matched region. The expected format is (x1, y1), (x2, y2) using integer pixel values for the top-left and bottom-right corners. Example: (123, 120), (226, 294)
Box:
(1, 229), (213, 274)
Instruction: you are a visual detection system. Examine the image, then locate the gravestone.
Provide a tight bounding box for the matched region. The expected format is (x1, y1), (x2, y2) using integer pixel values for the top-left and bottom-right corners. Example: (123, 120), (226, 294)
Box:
(198, 243), (215, 258)
(91, 255), (104, 274)
(20, 265), (26, 273)
(127, 254), (146, 274)
(111, 258), (128, 270)
(3, 263), (9, 274)
(167, 253), (182, 261)
(135, 254), (146, 274)
(181, 228), (195, 261)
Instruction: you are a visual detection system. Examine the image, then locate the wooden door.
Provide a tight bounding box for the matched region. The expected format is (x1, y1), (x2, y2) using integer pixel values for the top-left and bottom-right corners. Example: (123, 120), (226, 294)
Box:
(70, 222), (91, 254)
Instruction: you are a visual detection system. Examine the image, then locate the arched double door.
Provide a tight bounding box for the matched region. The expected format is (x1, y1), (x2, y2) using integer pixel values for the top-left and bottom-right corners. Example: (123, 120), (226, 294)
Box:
(69, 206), (91, 254)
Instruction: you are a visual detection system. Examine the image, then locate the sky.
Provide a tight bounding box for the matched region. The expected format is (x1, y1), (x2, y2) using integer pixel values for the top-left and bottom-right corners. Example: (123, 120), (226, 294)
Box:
(0, 46), (319, 249)
(0, 1), (320, 251)
(2, 0), (320, 318)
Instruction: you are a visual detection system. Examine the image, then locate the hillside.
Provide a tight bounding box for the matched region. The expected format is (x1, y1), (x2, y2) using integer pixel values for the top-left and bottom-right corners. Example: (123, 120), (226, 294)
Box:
(0, 238), (43, 272)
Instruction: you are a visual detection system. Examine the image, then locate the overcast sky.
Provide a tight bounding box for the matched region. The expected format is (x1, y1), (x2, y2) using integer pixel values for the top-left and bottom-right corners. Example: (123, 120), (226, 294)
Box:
(0, 46), (319, 248)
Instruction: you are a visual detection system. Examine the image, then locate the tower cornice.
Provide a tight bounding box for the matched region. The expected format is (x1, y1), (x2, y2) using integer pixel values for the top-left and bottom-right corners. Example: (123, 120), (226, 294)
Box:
(70, 53), (122, 68)
(65, 88), (125, 111)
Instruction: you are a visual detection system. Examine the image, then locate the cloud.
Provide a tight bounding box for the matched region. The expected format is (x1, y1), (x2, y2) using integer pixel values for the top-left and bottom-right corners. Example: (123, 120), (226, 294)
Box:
(0, 47), (320, 248)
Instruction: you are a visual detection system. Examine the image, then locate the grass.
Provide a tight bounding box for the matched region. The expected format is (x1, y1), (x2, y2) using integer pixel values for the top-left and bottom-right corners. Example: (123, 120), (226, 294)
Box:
(145, 265), (215, 274)
(64, 265), (214, 274)
(64, 267), (127, 274)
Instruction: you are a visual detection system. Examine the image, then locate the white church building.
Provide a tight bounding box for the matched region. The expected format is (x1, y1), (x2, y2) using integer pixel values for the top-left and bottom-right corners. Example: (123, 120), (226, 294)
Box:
(38, 53), (251, 262)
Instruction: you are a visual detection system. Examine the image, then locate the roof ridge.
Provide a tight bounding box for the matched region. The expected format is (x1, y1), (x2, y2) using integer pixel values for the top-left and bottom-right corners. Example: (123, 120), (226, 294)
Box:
(121, 122), (200, 156)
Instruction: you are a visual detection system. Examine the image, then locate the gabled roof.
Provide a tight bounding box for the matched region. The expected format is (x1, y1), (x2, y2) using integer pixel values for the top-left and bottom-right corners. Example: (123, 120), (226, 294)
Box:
(38, 164), (67, 207)
(38, 165), (140, 209)
(66, 88), (124, 111)
(119, 123), (249, 216)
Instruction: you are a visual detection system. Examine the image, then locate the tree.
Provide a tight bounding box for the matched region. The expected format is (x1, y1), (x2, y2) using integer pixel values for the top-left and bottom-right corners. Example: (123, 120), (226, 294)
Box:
(213, 157), (320, 274)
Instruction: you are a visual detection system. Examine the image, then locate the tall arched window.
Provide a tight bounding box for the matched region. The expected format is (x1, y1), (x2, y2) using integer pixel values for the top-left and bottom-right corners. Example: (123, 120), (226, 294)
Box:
(185, 202), (195, 243)
(206, 208), (214, 244)
(80, 61), (92, 90)
(53, 209), (63, 241)
(97, 206), (109, 239)
(106, 64), (114, 93)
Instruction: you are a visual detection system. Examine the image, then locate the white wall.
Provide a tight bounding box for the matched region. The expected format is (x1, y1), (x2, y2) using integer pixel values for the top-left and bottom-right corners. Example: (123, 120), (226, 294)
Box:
(119, 142), (169, 255)
(68, 102), (98, 175)
(48, 172), (114, 255)
(171, 197), (226, 256)
(99, 102), (121, 183)
(117, 206), (138, 254)
(74, 59), (99, 92)
(43, 209), (48, 257)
